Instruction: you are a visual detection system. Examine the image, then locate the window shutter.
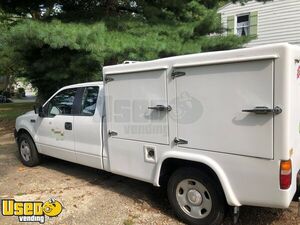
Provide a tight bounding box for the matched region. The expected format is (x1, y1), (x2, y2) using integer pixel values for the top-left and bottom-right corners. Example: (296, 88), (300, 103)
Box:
(227, 15), (235, 35)
(249, 11), (258, 36)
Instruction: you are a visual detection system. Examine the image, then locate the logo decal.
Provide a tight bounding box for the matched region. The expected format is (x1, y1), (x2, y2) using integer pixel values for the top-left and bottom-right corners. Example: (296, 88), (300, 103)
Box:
(51, 128), (64, 141)
(1, 198), (63, 223)
(297, 65), (300, 79)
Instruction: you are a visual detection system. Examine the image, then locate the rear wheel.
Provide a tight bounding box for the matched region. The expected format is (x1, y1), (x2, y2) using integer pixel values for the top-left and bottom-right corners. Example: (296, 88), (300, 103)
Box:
(167, 167), (226, 225)
(18, 133), (41, 167)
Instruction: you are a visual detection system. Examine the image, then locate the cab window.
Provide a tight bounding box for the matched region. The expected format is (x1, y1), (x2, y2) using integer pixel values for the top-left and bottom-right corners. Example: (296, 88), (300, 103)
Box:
(47, 88), (77, 117)
(80, 86), (99, 116)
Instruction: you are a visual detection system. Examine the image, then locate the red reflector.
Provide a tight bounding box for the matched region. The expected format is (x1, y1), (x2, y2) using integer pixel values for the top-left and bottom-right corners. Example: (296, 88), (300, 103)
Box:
(280, 160), (292, 190)
(280, 173), (291, 189)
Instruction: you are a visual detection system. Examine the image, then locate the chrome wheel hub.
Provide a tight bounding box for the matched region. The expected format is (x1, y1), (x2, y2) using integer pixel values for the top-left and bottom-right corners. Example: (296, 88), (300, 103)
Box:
(176, 179), (212, 219)
(20, 140), (31, 161)
(187, 189), (202, 205)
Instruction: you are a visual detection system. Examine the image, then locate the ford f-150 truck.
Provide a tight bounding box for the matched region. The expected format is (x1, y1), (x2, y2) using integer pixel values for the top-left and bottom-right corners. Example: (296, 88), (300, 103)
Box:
(15, 43), (300, 225)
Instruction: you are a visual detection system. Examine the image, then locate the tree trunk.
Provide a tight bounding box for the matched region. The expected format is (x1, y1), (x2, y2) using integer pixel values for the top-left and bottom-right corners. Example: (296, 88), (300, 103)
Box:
(3, 75), (10, 91)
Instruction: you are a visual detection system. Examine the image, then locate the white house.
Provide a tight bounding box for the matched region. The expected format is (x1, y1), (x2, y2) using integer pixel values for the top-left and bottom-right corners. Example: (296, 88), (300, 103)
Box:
(218, 0), (300, 47)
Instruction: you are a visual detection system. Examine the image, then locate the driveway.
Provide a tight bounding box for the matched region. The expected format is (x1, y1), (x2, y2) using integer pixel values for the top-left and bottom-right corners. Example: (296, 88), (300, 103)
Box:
(12, 94), (36, 103)
(0, 133), (299, 225)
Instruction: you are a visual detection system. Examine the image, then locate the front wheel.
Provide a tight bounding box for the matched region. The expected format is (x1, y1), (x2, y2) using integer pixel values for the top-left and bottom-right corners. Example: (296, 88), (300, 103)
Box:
(18, 133), (41, 167)
(167, 167), (226, 225)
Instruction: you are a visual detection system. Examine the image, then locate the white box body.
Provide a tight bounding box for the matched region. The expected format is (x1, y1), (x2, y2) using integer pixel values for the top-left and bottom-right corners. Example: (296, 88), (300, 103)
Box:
(103, 43), (300, 208)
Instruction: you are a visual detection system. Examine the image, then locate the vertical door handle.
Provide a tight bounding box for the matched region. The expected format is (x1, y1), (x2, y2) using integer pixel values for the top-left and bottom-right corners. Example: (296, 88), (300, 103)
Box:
(65, 122), (72, 130)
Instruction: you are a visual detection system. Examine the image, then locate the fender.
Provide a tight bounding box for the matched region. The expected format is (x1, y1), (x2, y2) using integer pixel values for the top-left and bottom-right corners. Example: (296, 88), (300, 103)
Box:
(154, 151), (241, 207)
(16, 116), (38, 143)
(17, 125), (36, 141)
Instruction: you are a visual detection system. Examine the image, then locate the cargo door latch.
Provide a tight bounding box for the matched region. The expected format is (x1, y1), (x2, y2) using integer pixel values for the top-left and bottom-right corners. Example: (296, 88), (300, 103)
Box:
(242, 106), (282, 115)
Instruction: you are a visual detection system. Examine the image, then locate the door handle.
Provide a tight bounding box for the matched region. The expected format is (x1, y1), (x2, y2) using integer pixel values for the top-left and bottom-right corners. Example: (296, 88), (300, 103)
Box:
(65, 122), (72, 130)
(242, 106), (282, 115)
(148, 105), (172, 112)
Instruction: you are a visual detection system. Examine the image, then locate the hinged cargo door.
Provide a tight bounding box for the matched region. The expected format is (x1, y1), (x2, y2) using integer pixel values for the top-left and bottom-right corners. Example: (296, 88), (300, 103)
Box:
(105, 69), (169, 144)
(175, 60), (274, 159)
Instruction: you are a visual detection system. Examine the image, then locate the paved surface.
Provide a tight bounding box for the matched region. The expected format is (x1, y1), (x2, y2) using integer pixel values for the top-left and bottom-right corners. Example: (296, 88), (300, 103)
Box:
(12, 94), (36, 103)
(0, 133), (300, 225)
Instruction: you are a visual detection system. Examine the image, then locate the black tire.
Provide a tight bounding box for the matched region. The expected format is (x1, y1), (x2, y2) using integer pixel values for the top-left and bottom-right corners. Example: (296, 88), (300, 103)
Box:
(167, 167), (226, 225)
(18, 132), (41, 167)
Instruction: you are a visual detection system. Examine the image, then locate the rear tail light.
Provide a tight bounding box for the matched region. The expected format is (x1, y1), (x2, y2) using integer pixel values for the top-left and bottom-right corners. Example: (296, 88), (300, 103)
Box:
(280, 160), (292, 189)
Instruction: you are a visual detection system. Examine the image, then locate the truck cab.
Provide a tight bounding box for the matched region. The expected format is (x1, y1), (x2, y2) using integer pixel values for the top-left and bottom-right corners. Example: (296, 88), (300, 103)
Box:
(15, 82), (105, 169)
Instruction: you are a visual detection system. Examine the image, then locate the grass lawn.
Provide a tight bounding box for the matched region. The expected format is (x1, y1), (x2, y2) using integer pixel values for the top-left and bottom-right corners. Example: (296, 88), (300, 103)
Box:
(0, 102), (35, 135)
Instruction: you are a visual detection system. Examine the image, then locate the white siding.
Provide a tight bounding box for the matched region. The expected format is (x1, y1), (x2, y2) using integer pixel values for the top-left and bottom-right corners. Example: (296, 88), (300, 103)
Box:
(219, 0), (300, 47)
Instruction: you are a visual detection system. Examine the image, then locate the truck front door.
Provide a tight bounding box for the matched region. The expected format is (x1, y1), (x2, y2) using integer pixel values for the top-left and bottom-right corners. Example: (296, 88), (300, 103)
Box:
(35, 88), (77, 162)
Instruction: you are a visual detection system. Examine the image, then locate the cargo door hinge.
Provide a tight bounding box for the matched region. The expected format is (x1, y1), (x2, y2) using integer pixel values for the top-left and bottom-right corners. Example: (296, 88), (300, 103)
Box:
(171, 71), (186, 79)
(105, 76), (114, 83)
(174, 137), (188, 145)
(108, 130), (118, 137)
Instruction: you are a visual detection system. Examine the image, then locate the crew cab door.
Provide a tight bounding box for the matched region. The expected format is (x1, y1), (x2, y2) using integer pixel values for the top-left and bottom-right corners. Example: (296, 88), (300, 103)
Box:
(35, 88), (78, 162)
(73, 86), (104, 169)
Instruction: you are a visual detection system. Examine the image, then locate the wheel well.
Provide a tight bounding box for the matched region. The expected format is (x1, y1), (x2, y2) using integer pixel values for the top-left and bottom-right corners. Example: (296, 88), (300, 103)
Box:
(159, 158), (225, 195)
(17, 129), (33, 143)
(16, 128), (40, 153)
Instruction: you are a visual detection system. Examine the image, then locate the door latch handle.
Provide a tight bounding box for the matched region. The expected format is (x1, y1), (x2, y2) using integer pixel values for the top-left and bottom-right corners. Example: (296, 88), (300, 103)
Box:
(174, 137), (188, 145)
(65, 122), (72, 130)
(148, 105), (172, 112)
(108, 130), (118, 137)
(242, 106), (282, 115)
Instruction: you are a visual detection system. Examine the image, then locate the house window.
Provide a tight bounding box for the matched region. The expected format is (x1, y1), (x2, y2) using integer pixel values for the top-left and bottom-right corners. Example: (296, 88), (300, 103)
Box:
(236, 14), (250, 36)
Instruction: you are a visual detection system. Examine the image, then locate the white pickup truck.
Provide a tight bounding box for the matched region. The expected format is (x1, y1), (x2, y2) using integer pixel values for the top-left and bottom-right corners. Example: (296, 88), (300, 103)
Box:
(15, 43), (300, 225)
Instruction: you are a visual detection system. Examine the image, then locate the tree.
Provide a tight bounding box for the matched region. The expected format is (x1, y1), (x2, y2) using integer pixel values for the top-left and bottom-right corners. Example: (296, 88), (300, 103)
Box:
(0, 0), (268, 101)
(0, 9), (23, 92)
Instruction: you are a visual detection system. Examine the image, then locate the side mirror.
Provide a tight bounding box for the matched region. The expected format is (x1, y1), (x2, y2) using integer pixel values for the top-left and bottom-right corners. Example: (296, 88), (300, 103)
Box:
(38, 106), (45, 117)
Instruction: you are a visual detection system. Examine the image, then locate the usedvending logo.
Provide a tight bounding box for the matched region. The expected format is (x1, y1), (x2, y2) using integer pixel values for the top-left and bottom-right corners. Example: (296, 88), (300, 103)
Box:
(297, 65), (300, 79)
(1, 198), (63, 223)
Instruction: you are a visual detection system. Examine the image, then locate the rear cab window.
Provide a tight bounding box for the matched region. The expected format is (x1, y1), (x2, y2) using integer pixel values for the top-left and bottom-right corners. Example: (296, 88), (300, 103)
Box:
(80, 86), (99, 116)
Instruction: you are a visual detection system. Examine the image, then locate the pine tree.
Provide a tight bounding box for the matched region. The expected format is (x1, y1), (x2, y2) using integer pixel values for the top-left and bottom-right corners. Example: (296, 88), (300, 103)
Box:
(0, 0), (267, 100)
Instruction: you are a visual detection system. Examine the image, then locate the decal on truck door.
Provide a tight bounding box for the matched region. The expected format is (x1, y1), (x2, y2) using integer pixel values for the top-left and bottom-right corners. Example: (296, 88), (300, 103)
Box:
(51, 128), (64, 141)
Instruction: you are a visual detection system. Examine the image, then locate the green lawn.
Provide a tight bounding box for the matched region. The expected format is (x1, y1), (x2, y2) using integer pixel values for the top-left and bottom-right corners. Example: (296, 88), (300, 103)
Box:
(0, 102), (35, 134)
